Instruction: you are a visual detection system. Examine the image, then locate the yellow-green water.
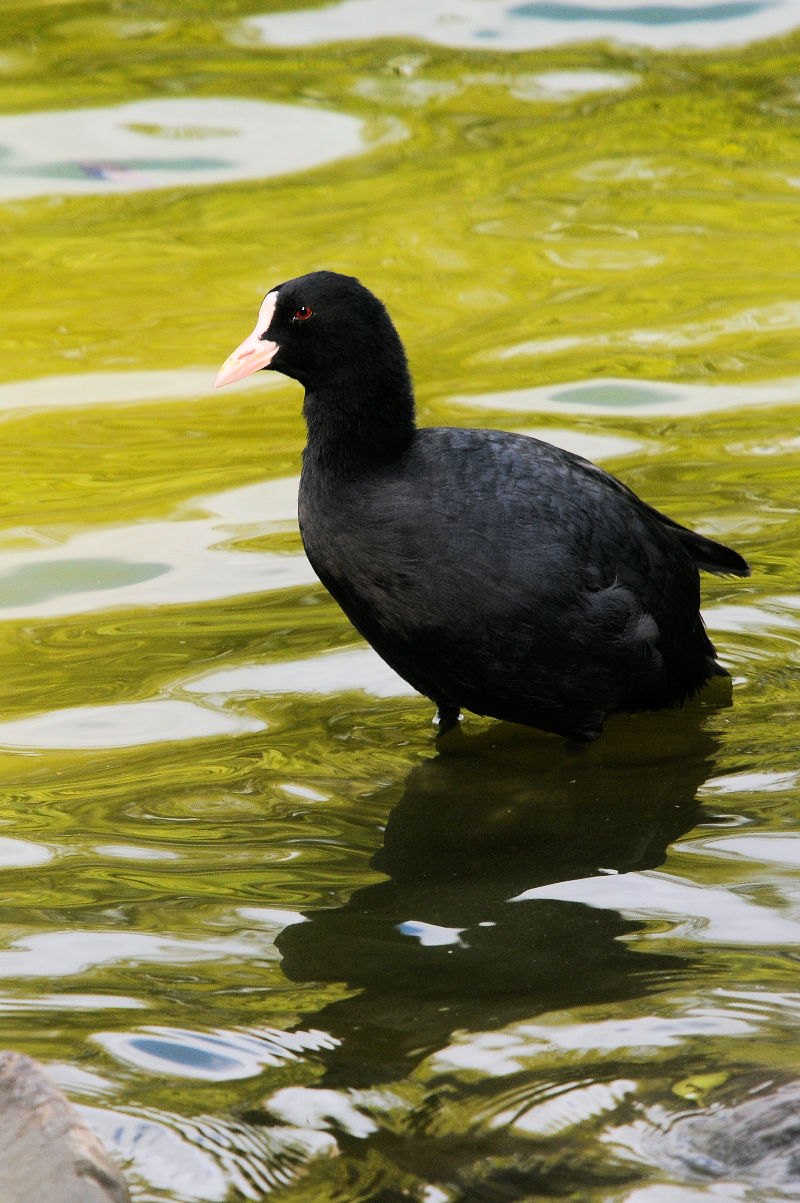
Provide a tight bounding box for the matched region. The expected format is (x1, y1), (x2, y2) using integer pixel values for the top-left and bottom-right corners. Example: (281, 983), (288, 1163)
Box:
(1, 2), (800, 1199)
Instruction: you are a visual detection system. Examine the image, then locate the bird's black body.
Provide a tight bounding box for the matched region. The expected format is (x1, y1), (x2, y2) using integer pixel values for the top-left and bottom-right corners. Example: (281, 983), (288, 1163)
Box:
(217, 270), (749, 741)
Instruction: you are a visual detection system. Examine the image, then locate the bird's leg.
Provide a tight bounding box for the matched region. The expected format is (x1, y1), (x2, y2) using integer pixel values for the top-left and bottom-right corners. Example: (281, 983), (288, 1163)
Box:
(434, 704), (461, 737)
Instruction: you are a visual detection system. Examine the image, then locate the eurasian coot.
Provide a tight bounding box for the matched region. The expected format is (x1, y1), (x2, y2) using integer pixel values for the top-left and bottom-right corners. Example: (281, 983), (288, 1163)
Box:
(215, 270), (749, 741)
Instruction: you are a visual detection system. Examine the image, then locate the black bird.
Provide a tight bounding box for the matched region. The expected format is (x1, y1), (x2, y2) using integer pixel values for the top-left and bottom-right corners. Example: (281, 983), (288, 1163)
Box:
(215, 271), (749, 742)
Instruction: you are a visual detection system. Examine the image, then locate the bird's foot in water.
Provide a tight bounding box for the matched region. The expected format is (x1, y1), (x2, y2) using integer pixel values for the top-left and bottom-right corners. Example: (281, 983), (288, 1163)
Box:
(434, 705), (462, 740)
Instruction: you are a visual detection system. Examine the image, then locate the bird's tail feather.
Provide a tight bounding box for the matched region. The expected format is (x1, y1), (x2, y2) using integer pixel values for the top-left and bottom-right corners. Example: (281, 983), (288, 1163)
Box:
(654, 511), (750, 577)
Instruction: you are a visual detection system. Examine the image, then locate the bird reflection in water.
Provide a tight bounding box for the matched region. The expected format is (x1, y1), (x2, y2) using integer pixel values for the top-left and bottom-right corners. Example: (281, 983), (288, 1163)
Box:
(275, 697), (726, 1088)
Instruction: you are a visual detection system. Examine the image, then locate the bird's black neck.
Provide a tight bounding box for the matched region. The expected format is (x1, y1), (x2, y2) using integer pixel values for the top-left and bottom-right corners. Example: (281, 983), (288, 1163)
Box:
(301, 359), (417, 475)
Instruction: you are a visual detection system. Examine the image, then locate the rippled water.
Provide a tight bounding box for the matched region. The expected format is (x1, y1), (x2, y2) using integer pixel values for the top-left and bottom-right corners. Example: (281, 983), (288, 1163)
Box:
(2, 1), (800, 1200)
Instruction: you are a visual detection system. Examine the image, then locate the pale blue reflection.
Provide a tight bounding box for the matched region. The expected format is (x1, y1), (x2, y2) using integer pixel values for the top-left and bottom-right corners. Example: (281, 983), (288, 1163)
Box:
(0, 838), (52, 868)
(510, 2), (766, 24)
(0, 97), (368, 201)
(97, 1024), (336, 1080)
(0, 558), (167, 607)
(514, 871), (800, 944)
(0, 930), (259, 977)
(682, 832), (800, 865)
(0, 478), (312, 621)
(397, 919), (468, 947)
(0, 699), (265, 750)
(185, 644), (415, 700)
(432, 1005), (753, 1072)
(241, 0), (798, 51)
(512, 428), (645, 459)
(0, 369), (278, 415)
(489, 300), (800, 363)
(453, 375), (800, 417)
(84, 1102), (337, 1203)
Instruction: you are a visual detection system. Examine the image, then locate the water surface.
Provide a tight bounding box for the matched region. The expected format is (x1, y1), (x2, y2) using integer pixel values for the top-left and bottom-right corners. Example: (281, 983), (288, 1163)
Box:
(1, 1), (800, 1199)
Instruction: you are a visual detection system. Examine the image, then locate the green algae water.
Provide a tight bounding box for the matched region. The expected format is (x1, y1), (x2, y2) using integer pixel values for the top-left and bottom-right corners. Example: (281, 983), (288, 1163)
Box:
(1, 2), (800, 1199)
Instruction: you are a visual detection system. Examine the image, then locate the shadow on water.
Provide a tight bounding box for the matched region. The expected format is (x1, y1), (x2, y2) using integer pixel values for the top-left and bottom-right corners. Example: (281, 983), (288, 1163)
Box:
(276, 696), (727, 1089)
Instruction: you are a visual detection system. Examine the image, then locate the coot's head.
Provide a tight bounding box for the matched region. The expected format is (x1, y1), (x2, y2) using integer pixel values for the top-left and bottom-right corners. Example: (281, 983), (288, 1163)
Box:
(215, 270), (407, 394)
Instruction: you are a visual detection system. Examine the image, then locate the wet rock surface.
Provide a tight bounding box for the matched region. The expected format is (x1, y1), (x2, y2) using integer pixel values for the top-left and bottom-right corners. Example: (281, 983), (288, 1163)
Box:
(639, 1081), (800, 1197)
(0, 1051), (130, 1203)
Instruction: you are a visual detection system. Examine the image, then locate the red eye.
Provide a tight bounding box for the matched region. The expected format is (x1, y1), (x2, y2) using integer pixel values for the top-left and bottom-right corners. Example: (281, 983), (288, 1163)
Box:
(294, 305), (313, 321)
